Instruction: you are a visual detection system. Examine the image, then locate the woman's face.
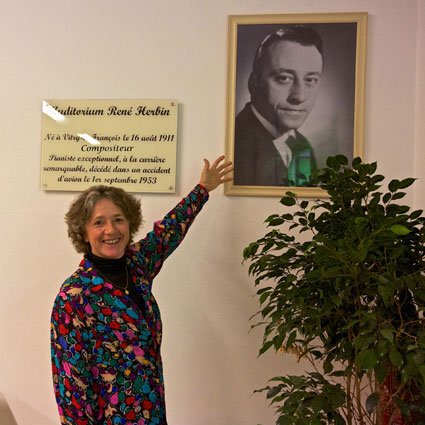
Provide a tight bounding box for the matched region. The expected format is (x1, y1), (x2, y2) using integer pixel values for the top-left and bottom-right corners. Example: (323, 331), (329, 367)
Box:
(84, 199), (130, 259)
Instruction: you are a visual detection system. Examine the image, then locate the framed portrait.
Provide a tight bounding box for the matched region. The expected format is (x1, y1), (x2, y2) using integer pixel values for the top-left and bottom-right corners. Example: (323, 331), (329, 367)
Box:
(224, 12), (368, 197)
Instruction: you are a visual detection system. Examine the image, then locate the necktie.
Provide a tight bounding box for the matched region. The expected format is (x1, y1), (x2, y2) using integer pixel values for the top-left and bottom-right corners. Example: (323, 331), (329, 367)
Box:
(286, 136), (313, 186)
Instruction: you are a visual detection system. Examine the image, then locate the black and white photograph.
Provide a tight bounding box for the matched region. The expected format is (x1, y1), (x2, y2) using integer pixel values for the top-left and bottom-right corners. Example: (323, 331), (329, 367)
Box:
(225, 13), (367, 196)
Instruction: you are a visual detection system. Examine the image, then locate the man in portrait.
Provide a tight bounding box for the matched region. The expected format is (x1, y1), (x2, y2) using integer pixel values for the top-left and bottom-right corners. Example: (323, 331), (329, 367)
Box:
(234, 25), (324, 187)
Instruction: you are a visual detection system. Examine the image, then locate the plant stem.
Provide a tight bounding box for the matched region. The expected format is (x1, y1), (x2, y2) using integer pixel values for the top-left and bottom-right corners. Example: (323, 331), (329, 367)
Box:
(346, 372), (353, 425)
(376, 373), (382, 425)
(355, 368), (366, 425)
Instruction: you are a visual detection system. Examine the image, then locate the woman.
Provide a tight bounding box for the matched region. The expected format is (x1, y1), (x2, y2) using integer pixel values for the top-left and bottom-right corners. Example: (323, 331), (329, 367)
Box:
(51, 156), (233, 425)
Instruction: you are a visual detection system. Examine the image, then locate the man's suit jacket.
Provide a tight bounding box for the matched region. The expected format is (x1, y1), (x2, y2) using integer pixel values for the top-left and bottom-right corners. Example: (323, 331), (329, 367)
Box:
(234, 103), (317, 186)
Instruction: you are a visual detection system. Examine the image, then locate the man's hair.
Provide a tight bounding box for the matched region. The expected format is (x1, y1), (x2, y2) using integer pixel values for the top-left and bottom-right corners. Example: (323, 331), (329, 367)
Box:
(250, 25), (324, 80)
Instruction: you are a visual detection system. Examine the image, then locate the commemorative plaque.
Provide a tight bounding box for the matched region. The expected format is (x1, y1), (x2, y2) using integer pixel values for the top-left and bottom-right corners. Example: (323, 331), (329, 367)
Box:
(41, 99), (178, 192)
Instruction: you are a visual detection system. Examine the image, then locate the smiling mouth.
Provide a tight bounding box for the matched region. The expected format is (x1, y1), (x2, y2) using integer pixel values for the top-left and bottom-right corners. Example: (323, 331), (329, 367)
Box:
(103, 238), (120, 245)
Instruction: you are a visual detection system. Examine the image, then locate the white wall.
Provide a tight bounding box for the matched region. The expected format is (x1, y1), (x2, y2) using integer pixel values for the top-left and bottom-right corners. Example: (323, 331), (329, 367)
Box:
(0, 1), (423, 424)
(415, 0), (425, 209)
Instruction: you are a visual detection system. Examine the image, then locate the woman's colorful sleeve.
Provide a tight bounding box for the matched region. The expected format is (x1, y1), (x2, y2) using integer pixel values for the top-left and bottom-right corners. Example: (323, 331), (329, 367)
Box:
(132, 184), (209, 281)
(51, 289), (97, 425)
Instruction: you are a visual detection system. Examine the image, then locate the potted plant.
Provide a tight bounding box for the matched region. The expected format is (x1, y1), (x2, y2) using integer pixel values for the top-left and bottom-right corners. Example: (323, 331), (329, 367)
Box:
(244, 156), (425, 425)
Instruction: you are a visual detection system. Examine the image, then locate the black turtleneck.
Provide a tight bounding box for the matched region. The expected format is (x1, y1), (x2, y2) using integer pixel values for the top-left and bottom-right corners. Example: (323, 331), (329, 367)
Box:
(86, 252), (144, 312)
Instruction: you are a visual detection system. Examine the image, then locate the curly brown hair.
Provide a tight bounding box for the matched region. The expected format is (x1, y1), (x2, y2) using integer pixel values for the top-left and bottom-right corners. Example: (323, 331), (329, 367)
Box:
(65, 185), (142, 254)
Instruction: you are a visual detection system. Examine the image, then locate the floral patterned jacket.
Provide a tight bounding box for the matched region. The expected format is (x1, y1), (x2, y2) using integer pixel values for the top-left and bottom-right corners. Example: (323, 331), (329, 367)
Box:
(51, 185), (209, 425)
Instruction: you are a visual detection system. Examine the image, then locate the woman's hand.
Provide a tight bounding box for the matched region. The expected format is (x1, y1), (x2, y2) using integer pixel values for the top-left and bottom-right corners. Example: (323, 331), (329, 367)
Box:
(199, 155), (233, 192)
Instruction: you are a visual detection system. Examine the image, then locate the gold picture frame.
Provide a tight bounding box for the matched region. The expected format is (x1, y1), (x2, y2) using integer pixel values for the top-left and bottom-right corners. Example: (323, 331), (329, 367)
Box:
(224, 12), (368, 197)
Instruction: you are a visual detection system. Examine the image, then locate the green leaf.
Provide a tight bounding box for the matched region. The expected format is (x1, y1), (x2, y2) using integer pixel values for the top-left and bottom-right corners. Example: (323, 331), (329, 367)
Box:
(354, 217), (368, 225)
(265, 214), (279, 222)
(352, 156), (362, 168)
(388, 179), (400, 192)
(311, 396), (323, 413)
(326, 156), (338, 169)
(259, 340), (274, 356)
(378, 284), (394, 304)
(280, 196), (296, 206)
(285, 331), (297, 349)
(380, 328), (394, 342)
(389, 348), (404, 368)
(391, 192), (406, 200)
(418, 364), (425, 383)
(342, 319), (360, 330)
(371, 174), (385, 183)
(268, 218), (284, 226)
(357, 349), (377, 369)
(327, 386), (345, 408)
(256, 287), (272, 295)
(245, 242), (259, 257)
(278, 417), (294, 425)
(410, 209), (423, 219)
(368, 161), (378, 174)
(330, 370), (346, 377)
(366, 392), (379, 414)
(261, 306), (273, 318)
(259, 291), (270, 305)
(383, 192), (391, 203)
(335, 154), (349, 165)
(398, 177), (415, 189)
(375, 362), (388, 383)
(273, 333), (286, 351)
(323, 361), (333, 374)
(267, 386), (281, 399)
(389, 224), (410, 235)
